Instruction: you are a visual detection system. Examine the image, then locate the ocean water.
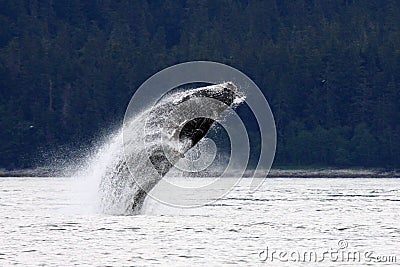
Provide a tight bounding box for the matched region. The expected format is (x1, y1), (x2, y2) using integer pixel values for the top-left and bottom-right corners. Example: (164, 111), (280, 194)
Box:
(0, 177), (399, 266)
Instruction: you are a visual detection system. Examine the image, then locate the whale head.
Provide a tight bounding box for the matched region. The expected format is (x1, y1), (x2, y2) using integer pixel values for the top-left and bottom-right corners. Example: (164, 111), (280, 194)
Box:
(145, 82), (243, 176)
(172, 82), (240, 148)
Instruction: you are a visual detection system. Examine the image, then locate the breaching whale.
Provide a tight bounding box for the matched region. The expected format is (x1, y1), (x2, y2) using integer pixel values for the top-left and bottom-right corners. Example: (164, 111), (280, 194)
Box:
(99, 82), (242, 214)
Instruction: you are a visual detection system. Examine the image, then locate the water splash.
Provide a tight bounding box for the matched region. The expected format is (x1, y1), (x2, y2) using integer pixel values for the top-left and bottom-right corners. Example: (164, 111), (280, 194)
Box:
(71, 82), (242, 215)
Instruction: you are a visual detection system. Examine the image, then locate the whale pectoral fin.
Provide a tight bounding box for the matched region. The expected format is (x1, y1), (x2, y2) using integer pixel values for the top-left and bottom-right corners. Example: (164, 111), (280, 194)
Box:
(179, 117), (215, 147)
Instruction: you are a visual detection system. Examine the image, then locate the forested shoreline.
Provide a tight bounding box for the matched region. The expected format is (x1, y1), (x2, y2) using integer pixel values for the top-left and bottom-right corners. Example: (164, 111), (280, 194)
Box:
(1, 0), (399, 169)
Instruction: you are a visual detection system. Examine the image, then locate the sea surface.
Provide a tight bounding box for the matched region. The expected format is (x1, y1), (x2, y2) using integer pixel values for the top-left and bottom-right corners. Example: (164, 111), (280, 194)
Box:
(0, 177), (399, 266)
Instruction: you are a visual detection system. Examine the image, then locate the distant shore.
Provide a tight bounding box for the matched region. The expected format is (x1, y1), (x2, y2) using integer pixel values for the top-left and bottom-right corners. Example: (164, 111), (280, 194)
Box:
(1, 167), (399, 178)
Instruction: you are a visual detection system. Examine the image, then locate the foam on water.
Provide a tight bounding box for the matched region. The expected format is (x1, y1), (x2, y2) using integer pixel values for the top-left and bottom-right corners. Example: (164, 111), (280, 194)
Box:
(69, 129), (124, 214)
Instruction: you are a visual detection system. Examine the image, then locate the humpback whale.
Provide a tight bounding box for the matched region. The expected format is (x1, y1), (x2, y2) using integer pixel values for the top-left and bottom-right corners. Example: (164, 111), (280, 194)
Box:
(99, 82), (242, 214)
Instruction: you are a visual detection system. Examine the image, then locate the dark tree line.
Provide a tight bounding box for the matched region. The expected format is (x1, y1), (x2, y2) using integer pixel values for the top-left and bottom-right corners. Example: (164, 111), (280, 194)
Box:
(0, 0), (399, 169)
